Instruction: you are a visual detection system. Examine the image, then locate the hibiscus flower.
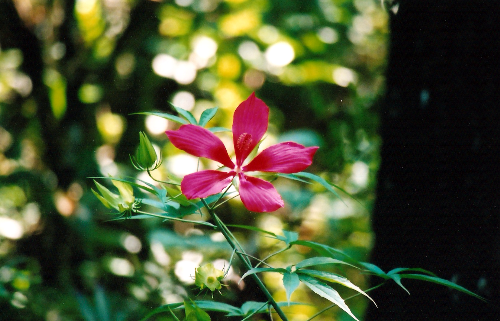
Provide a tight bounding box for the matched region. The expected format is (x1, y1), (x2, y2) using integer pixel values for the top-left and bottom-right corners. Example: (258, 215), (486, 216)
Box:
(165, 93), (318, 212)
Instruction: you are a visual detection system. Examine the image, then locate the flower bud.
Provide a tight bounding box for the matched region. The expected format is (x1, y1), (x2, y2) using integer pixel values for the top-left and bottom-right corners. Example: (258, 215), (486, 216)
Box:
(194, 263), (224, 292)
(92, 179), (135, 213)
(133, 132), (158, 170)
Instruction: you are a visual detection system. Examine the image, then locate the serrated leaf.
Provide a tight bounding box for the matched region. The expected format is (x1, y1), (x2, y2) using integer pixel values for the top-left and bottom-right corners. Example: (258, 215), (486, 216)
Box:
(283, 272), (300, 305)
(171, 105), (198, 125)
(299, 274), (359, 321)
(398, 274), (486, 302)
(208, 127), (232, 133)
(199, 107), (218, 127)
(295, 257), (358, 270)
(130, 112), (188, 125)
(297, 269), (376, 306)
(240, 267), (287, 282)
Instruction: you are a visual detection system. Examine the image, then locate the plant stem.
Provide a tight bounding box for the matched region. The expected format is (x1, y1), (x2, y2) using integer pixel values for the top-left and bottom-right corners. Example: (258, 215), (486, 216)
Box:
(201, 199), (289, 321)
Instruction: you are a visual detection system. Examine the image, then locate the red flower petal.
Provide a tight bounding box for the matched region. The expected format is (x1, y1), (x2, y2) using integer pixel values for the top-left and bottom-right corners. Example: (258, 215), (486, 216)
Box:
(166, 125), (234, 169)
(238, 173), (284, 212)
(232, 93), (269, 167)
(243, 142), (319, 173)
(181, 170), (235, 199)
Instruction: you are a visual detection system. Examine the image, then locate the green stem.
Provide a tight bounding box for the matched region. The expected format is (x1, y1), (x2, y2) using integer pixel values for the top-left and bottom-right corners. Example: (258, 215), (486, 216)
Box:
(201, 199), (289, 321)
(255, 246), (291, 268)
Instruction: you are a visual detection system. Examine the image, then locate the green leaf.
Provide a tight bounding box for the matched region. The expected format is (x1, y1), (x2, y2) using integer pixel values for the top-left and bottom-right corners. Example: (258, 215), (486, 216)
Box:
(192, 301), (241, 315)
(297, 269), (376, 306)
(277, 173), (312, 184)
(295, 257), (358, 270)
(208, 127), (232, 133)
(276, 230), (299, 245)
(226, 224), (278, 238)
(299, 274), (359, 321)
(184, 300), (211, 321)
(139, 302), (184, 321)
(387, 273), (410, 295)
(199, 107), (218, 127)
(283, 272), (300, 305)
(130, 112), (188, 125)
(171, 105), (198, 125)
(294, 172), (344, 204)
(387, 267), (436, 277)
(290, 240), (355, 262)
(240, 267), (287, 282)
(359, 262), (387, 278)
(398, 274), (487, 302)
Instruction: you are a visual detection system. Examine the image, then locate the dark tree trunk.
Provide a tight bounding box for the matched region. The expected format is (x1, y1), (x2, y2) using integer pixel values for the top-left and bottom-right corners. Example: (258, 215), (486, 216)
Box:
(366, 1), (500, 320)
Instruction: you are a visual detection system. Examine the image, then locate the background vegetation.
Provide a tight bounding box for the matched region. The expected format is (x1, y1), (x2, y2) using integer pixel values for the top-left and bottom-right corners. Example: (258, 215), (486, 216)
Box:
(0, 0), (387, 320)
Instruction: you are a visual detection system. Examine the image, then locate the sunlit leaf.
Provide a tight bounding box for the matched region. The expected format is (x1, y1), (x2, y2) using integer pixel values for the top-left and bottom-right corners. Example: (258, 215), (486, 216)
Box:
(240, 267), (287, 282)
(295, 257), (358, 270)
(294, 172), (344, 203)
(131, 112), (188, 125)
(226, 224), (278, 238)
(299, 274), (359, 321)
(199, 107), (219, 127)
(276, 230), (299, 245)
(184, 300), (211, 321)
(171, 105), (198, 125)
(297, 269), (376, 306)
(283, 272), (300, 305)
(208, 127), (232, 133)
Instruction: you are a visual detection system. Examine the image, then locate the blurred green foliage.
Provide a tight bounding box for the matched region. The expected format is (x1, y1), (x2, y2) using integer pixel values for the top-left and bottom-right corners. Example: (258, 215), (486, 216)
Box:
(0, 0), (386, 320)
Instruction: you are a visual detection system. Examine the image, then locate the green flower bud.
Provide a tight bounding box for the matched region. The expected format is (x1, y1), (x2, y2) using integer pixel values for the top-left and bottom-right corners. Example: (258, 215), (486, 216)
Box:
(92, 179), (135, 213)
(194, 263), (224, 292)
(133, 132), (158, 170)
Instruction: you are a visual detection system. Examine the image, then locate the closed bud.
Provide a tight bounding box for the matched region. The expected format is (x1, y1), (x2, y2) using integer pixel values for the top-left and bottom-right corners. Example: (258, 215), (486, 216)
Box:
(136, 132), (158, 169)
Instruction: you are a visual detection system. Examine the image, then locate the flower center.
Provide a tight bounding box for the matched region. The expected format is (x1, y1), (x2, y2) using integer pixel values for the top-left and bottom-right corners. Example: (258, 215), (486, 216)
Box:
(236, 132), (253, 156)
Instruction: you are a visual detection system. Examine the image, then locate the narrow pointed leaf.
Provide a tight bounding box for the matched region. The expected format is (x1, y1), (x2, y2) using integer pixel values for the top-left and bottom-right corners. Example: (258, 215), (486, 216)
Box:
(295, 257), (358, 270)
(130, 112), (188, 125)
(294, 171), (346, 205)
(283, 272), (300, 305)
(276, 230), (299, 245)
(387, 267), (436, 277)
(388, 273), (410, 295)
(290, 240), (356, 262)
(240, 267), (287, 282)
(208, 127), (232, 133)
(277, 173), (312, 184)
(171, 105), (198, 124)
(299, 274), (359, 321)
(359, 262), (388, 278)
(92, 188), (112, 209)
(192, 301), (241, 315)
(298, 269), (377, 306)
(398, 274), (486, 301)
(199, 107), (219, 127)
(226, 224), (278, 238)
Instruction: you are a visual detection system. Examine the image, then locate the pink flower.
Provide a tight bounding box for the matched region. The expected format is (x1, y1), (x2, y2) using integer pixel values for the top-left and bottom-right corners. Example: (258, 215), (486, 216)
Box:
(165, 93), (318, 212)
